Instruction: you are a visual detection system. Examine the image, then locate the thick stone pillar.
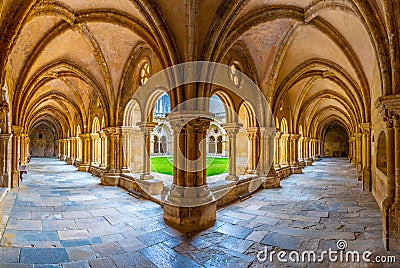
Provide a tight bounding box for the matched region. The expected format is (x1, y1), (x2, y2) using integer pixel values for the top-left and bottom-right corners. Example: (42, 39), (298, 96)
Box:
(376, 94), (400, 250)
(11, 126), (22, 187)
(163, 111), (216, 232)
(100, 127), (122, 185)
(78, 134), (91, 172)
(0, 134), (12, 188)
(394, 116), (400, 204)
(274, 131), (281, 169)
(289, 134), (302, 173)
(138, 122), (157, 180)
(360, 123), (372, 191)
(222, 123), (242, 181)
(384, 119), (396, 250)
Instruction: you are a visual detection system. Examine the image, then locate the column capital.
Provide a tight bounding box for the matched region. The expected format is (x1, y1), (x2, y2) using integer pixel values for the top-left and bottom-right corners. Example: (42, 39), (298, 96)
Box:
(354, 132), (362, 138)
(98, 130), (107, 138)
(0, 133), (12, 141)
(136, 122), (158, 132)
(167, 111), (212, 134)
(281, 133), (290, 139)
(11, 126), (23, 135)
(79, 133), (91, 140)
(375, 94), (400, 123)
(303, 137), (311, 142)
(90, 133), (99, 139)
(359, 122), (372, 134)
(221, 122), (242, 134)
(290, 134), (301, 140)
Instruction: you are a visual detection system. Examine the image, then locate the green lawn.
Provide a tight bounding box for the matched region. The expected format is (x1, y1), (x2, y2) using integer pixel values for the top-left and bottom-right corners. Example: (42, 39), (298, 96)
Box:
(150, 156), (228, 176)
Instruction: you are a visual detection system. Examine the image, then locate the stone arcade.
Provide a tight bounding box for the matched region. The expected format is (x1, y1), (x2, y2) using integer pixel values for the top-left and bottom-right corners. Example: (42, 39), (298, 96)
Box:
(1, 0), (400, 266)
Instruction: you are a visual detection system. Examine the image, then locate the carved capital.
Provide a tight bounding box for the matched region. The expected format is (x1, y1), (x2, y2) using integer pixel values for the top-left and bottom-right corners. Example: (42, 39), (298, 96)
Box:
(375, 94), (400, 122)
(11, 126), (23, 136)
(359, 122), (372, 134)
(221, 123), (242, 135)
(0, 100), (9, 121)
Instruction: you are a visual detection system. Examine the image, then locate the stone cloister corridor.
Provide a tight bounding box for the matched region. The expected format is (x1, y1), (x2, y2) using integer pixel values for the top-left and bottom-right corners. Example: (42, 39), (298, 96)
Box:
(0, 157), (396, 267)
(2, 0), (400, 266)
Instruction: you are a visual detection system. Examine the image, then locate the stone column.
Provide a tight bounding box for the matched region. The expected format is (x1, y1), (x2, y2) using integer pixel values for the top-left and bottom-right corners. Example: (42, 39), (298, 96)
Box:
(20, 133), (29, 165)
(394, 116), (400, 204)
(11, 126), (22, 187)
(376, 95), (400, 250)
(99, 130), (107, 168)
(304, 137), (313, 166)
(222, 123), (242, 181)
(67, 137), (76, 165)
(246, 127), (259, 173)
(259, 127), (279, 188)
(90, 133), (99, 165)
(65, 138), (72, 164)
(138, 122), (157, 180)
(78, 134), (91, 172)
(274, 131), (281, 169)
(360, 123), (372, 191)
(100, 127), (122, 186)
(0, 134), (12, 188)
(348, 137), (354, 163)
(355, 133), (362, 180)
(280, 134), (289, 166)
(163, 111), (216, 232)
(289, 134), (302, 173)
(119, 127), (128, 173)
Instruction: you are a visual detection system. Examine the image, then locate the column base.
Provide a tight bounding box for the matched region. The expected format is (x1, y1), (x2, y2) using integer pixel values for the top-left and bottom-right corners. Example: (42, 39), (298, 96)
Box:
(12, 170), (20, 188)
(78, 164), (90, 172)
(362, 168), (371, 191)
(140, 174), (154, 180)
(305, 159), (313, 166)
(100, 174), (120, 186)
(225, 174), (239, 181)
(290, 165), (302, 174)
(136, 178), (164, 195)
(163, 185), (216, 232)
(261, 175), (280, 189)
(66, 158), (74, 165)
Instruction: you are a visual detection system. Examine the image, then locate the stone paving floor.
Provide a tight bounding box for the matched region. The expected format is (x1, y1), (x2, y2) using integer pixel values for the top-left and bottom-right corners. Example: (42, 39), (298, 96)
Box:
(0, 157), (399, 267)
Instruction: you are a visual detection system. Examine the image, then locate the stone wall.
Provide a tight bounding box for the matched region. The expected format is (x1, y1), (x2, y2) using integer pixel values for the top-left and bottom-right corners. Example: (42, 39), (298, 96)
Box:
(29, 125), (55, 157)
(323, 125), (349, 157)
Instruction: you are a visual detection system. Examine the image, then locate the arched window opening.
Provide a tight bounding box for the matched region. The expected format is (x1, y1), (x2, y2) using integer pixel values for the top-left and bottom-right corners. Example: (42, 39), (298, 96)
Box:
(140, 62), (151, 86)
(217, 136), (223, 154)
(209, 136), (216, 154)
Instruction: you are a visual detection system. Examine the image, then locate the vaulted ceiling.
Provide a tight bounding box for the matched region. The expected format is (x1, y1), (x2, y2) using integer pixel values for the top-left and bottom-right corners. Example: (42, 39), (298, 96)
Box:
(0, 0), (391, 139)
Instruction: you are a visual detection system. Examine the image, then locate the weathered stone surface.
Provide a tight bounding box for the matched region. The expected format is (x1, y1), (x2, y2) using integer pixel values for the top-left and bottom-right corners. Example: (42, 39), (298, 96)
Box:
(1, 158), (399, 267)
